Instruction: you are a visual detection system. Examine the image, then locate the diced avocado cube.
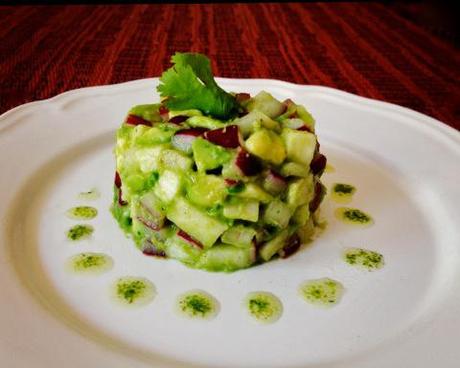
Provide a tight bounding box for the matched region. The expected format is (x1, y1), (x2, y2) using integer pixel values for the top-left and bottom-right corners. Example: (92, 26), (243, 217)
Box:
(159, 149), (193, 172)
(166, 197), (228, 248)
(233, 110), (280, 137)
(129, 104), (161, 122)
(246, 91), (285, 118)
(292, 204), (310, 226)
(263, 200), (292, 229)
(192, 137), (232, 172)
(187, 115), (225, 129)
(259, 229), (289, 261)
(187, 174), (227, 207)
(223, 199), (259, 222)
(133, 124), (178, 146)
(124, 174), (145, 193)
(245, 128), (286, 165)
(195, 244), (255, 272)
(221, 225), (256, 248)
(287, 176), (314, 208)
(280, 161), (310, 178)
(169, 109), (203, 118)
(154, 170), (183, 203)
(235, 183), (273, 203)
(281, 128), (316, 166)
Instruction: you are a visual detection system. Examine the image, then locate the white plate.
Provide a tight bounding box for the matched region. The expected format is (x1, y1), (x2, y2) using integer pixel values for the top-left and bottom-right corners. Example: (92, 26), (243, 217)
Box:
(1, 78), (459, 368)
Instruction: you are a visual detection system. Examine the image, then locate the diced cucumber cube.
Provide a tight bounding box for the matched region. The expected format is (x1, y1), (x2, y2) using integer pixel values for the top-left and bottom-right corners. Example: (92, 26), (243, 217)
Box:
(154, 170), (182, 203)
(135, 146), (165, 173)
(235, 183), (273, 203)
(287, 176), (314, 208)
(296, 105), (315, 132)
(246, 91), (285, 118)
(166, 197), (228, 248)
(281, 128), (317, 165)
(233, 110), (280, 137)
(221, 225), (256, 248)
(223, 199), (259, 222)
(292, 204), (310, 226)
(195, 244), (255, 272)
(159, 149), (193, 171)
(280, 161), (310, 178)
(263, 200), (292, 229)
(259, 229), (289, 261)
(165, 233), (203, 265)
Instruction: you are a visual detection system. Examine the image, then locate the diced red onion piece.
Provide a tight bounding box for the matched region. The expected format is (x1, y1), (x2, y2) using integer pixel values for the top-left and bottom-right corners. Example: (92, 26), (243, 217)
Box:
(235, 149), (262, 176)
(309, 181), (323, 213)
(177, 230), (203, 249)
(169, 115), (188, 124)
(159, 105), (169, 121)
(235, 93), (251, 103)
(126, 114), (151, 126)
(203, 125), (241, 148)
(279, 234), (301, 258)
(310, 153), (327, 176)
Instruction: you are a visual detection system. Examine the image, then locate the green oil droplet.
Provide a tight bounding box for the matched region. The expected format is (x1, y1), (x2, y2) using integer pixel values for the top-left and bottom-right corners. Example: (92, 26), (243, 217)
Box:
(66, 206), (98, 220)
(244, 291), (283, 324)
(67, 224), (94, 241)
(335, 207), (373, 227)
(299, 278), (344, 307)
(78, 188), (100, 201)
(331, 183), (356, 204)
(344, 247), (384, 271)
(176, 290), (219, 320)
(67, 252), (113, 274)
(112, 277), (156, 307)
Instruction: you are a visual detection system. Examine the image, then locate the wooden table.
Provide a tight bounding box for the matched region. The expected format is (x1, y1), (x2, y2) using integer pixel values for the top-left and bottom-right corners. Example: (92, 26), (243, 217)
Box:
(1, 3), (459, 129)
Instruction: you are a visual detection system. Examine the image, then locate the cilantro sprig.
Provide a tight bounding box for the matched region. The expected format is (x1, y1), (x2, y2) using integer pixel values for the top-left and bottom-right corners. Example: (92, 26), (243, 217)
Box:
(157, 53), (239, 119)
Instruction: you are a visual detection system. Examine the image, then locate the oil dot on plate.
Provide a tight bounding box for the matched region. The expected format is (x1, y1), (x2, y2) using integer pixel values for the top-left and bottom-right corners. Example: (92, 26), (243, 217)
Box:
(335, 207), (374, 227)
(67, 252), (113, 275)
(343, 247), (384, 271)
(78, 188), (101, 201)
(67, 224), (94, 241)
(298, 278), (344, 307)
(112, 276), (156, 307)
(66, 206), (98, 220)
(330, 183), (356, 204)
(176, 290), (219, 320)
(244, 291), (283, 324)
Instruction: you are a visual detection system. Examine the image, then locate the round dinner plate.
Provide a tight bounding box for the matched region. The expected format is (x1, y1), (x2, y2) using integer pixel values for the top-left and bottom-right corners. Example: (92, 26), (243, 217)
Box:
(0, 78), (459, 368)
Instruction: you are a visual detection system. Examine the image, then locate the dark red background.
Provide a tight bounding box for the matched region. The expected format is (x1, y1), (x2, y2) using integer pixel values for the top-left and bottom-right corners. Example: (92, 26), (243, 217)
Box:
(1, 3), (459, 129)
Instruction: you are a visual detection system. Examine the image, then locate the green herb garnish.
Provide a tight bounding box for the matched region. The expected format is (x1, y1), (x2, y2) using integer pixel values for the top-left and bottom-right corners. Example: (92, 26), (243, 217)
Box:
(157, 52), (238, 119)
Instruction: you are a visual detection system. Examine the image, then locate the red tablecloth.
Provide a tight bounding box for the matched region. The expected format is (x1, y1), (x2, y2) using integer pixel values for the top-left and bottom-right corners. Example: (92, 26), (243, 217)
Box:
(1, 3), (459, 129)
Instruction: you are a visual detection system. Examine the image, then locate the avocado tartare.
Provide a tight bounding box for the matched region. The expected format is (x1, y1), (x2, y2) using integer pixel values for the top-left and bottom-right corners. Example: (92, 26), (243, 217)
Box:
(112, 53), (327, 272)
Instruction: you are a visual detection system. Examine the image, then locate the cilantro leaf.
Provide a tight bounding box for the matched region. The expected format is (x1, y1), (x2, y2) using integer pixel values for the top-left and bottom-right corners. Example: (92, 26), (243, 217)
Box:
(157, 53), (238, 119)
